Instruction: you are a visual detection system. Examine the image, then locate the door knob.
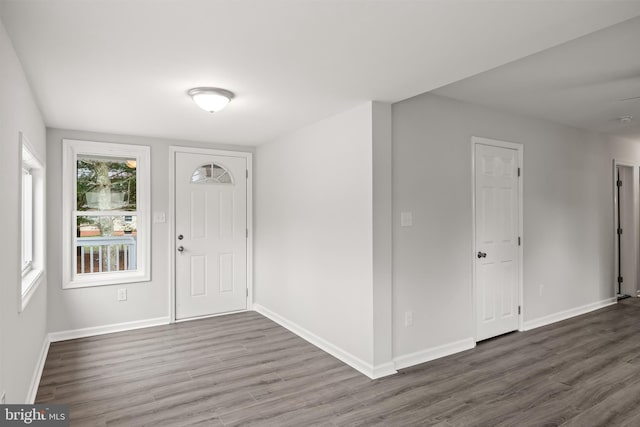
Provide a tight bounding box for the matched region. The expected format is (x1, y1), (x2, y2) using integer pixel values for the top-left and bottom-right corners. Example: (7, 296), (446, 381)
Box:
(177, 246), (184, 253)
(177, 234), (184, 240)
(477, 252), (487, 258)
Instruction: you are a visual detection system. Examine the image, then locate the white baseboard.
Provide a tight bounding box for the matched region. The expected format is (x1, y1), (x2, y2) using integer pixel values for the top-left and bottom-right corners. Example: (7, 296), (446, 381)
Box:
(253, 304), (396, 379)
(370, 361), (397, 379)
(26, 317), (170, 403)
(174, 309), (247, 323)
(393, 338), (476, 371)
(27, 334), (50, 404)
(522, 297), (617, 331)
(48, 316), (171, 342)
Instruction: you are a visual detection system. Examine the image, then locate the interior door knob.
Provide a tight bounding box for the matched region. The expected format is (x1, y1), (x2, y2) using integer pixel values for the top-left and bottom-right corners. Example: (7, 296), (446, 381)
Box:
(477, 252), (487, 258)
(177, 246), (184, 253)
(177, 234), (184, 240)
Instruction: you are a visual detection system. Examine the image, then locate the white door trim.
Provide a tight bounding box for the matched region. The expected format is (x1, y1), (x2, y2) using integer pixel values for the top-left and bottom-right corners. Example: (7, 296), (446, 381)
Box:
(471, 136), (524, 340)
(612, 160), (639, 298)
(169, 146), (253, 323)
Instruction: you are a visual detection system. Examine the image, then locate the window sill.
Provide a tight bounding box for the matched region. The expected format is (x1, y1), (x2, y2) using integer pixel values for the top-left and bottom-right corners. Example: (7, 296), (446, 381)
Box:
(21, 269), (44, 312)
(63, 271), (150, 289)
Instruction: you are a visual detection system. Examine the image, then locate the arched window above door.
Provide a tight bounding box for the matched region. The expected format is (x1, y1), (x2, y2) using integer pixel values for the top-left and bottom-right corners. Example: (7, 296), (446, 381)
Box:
(191, 163), (233, 184)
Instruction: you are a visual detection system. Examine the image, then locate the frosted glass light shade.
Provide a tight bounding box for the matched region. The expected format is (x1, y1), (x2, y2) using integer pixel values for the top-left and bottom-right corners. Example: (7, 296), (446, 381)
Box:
(188, 88), (234, 113)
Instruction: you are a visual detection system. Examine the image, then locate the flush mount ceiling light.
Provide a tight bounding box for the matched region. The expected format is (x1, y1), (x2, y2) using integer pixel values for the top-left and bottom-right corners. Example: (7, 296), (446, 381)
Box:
(619, 115), (633, 124)
(188, 87), (234, 113)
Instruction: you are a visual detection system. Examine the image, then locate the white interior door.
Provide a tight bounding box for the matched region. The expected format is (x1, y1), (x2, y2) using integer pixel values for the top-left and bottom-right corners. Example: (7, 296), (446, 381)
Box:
(175, 152), (247, 320)
(475, 141), (521, 341)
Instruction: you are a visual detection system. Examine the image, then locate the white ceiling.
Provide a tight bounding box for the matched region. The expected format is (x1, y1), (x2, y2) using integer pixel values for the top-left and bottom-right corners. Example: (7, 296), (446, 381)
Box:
(435, 15), (640, 141)
(1, 1), (640, 146)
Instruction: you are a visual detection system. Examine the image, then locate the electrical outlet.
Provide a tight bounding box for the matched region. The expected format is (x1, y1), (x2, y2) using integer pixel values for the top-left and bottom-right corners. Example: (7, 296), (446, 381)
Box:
(117, 288), (127, 301)
(1, 391), (6, 404)
(404, 311), (413, 327)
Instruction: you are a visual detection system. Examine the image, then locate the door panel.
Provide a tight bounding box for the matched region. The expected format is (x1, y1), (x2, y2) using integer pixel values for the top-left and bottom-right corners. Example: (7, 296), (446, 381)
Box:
(190, 255), (207, 297)
(175, 152), (247, 320)
(475, 143), (520, 341)
(219, 253), (234, 293)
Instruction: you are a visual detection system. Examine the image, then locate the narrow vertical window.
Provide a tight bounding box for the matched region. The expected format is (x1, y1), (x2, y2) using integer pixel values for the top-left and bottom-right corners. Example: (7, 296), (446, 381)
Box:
(20, 135), (45, 311)
(22, 167), (33, 274)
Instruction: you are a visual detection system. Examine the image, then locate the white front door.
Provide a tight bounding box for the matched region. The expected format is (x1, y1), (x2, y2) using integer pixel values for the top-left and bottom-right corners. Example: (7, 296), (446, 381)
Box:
(175, 152), (247, 320)
(474, 140), (521, 341)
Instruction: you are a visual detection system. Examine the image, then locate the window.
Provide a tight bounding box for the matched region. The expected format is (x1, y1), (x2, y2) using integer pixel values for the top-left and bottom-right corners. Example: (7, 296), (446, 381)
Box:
(191, 163), (233, 184)
(21, 135), (45, 311)
(62, 140), (150, 288)
(22, 168), (33, 272)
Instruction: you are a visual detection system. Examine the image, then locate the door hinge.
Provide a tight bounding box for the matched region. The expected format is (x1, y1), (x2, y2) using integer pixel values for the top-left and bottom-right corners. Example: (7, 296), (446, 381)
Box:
(518, 305), (521, 315)
(246, 229), (248, 238)
(618, 228), (623, 235)
(246, 288), (249, 297)
(518, 236), (521, 246)
(246, 169), (249, 178)
(517, 167), (521, 177)
(617, 179), (622, 187)
(618, 276), (624, 284)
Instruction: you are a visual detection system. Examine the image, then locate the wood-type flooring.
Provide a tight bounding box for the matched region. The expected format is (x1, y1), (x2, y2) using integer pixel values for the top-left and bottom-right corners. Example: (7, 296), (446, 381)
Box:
(36, 298), (640, 426)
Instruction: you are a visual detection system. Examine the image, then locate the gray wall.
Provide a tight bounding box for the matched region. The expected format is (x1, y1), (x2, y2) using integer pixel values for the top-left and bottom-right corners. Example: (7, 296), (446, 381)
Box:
(392, 93), (616, 359)
(46, 128), (254, 333)
(372, 102), (393, 367)
(0, 19), (48, 403)
(255, 102), (377, 367)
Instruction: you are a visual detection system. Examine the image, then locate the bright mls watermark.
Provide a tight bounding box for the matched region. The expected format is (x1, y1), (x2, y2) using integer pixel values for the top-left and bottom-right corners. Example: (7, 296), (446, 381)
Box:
(0, 405), (69, 426)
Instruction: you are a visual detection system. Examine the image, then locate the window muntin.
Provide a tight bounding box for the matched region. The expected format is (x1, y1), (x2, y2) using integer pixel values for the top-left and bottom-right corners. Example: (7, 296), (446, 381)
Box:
(63, 140), (150, 288)
(191, 163), (233, 184)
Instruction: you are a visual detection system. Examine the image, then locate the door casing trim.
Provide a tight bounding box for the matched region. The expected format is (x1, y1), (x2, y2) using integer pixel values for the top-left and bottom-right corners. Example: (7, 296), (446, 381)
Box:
(169, 146), (253, 323)
(471, 136), (524, 341)
(612, 160), (639, 299)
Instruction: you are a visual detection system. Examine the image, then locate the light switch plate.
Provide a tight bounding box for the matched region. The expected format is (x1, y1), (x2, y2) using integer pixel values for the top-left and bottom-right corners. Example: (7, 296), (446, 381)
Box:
(400, 212), (413, 227)
(153, 212), (166, 223)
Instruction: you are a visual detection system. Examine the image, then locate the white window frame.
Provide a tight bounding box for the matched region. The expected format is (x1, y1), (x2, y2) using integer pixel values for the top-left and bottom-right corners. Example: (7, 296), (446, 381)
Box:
(22, 167), (33, 273)
(20, 133), (45, 312)
(62, 139), (151, 288)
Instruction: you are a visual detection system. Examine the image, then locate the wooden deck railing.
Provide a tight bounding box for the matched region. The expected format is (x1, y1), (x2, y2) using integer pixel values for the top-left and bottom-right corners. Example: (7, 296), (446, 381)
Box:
(76, 236), (137, 274)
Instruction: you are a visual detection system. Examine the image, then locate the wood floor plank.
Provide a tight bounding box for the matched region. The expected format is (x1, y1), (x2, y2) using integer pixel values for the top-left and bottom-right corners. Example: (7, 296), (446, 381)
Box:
(37, 299), (640, 426)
